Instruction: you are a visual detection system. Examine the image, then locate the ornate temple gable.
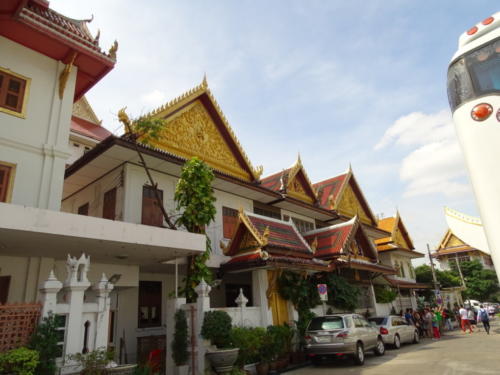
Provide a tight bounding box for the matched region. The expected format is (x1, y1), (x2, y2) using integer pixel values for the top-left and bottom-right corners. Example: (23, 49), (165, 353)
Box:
(314, 173), (348, 210)
(439, 230), (467, 249)
(393, 216), (415, 250)
(336, 176), (377, 226)
(72, 96), (100, 124)
(261, 155), (317, 204)
(222, 209), (266, 257)
(142, 77), (262, 182)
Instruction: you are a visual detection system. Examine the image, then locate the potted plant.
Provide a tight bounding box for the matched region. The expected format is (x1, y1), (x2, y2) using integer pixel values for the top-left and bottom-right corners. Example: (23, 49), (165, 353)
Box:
(67, 347), (137, 375)
(201, 311), (239, 375)
(172, 309), (189, 375)
(230, 326), (265, 373)
(256, 330), (274, 375)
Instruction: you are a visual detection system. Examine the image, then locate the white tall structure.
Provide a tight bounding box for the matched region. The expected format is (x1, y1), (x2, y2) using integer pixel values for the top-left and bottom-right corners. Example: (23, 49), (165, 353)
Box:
(447, 12), (500, 282)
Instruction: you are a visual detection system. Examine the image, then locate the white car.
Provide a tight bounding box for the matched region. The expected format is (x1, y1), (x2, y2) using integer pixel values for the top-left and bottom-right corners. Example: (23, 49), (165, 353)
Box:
(368, 316), (419, 349)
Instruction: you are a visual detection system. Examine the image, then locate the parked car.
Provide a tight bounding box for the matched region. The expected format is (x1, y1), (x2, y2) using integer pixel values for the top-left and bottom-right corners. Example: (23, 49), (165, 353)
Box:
(305, 314), (385, 366)
(368, 316), (419, 349)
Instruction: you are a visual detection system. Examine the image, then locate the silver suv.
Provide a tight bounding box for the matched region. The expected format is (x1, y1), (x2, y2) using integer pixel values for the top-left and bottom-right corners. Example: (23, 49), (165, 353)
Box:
(305, 314), (385, 366)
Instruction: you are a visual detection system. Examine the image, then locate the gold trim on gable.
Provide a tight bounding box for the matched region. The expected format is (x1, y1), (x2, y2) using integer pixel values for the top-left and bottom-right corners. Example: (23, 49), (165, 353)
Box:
(146, 100), (252, 181)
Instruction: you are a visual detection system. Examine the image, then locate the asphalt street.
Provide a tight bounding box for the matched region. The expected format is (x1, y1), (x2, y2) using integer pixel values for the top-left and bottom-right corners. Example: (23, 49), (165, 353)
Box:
(289, 318), (500, 375)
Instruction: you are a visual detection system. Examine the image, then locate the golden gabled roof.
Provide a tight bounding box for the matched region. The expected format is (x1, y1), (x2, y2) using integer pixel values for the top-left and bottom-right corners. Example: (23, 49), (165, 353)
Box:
(141, 76), (263, 182)
(375, 212), (415, 251)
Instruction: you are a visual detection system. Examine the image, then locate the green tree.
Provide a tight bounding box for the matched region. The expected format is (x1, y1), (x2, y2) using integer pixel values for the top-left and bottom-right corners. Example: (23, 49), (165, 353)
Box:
(175, 157), (217, 302)
(28, 314), (59, 375)
(415, 264), (461, 288)
(451, 260), (500, 301)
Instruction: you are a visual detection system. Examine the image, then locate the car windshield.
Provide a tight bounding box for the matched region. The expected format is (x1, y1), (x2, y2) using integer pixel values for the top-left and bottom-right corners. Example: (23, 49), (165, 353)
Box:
(447, 37), (500, 111)
(308, 316), (344, 330)
(368, 317), (387, 326)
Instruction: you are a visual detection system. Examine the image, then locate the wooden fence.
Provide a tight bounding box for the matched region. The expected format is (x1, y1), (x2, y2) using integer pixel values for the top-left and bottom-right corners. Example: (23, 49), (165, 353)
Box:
(0, 303), (41, 352)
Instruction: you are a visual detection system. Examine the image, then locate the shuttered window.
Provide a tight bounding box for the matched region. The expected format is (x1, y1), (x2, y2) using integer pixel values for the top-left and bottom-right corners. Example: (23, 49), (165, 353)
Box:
(78, 203), (89, 216)
(141, 186), (164, 227)
(0, 69), (28, 115)
(0, 164), (13, 203)
(138, 281), (162, 328)
(103, 188), (117, 220)
(223, 207), (238, 239)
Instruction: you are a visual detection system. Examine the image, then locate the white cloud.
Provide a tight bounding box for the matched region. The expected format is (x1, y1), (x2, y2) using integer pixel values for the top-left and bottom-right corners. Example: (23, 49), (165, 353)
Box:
(376, 110), (470, 198)
(141, 90), (167, 107)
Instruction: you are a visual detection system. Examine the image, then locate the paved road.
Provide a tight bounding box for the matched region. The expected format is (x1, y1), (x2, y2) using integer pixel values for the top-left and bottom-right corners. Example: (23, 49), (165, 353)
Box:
(289, 319), (500, 375)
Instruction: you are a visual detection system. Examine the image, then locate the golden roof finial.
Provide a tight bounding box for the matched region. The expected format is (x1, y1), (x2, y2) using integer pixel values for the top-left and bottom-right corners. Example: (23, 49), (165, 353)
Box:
(311, 236), (318, 254)
(263, 226), (270, 241)
(108, 40), (118, 60)
(201, 73), (208, 89)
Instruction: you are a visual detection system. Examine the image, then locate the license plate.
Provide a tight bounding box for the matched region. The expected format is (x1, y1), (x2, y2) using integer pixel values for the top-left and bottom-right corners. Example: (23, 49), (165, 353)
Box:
(316, 336), (331, 343)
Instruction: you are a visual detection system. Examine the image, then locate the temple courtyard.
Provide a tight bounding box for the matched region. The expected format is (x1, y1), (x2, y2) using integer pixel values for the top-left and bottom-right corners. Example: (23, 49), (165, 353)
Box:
(290, 318), (500, 375)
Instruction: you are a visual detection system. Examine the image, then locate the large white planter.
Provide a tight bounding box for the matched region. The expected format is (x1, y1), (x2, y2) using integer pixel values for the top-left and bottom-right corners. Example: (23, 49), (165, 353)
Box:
(243, 362), (258, 375)
(206, 348), (239, 375)
(175, 364), (189, 375)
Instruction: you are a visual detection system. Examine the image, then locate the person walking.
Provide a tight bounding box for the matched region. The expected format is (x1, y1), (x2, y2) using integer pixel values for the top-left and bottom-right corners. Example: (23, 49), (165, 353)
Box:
(435, 307), (443, 335)
(459, 305), (473, 333)
(478, 304), (491, 334)
(424, 308), (433, 338)
(431, 310), (441, 340)
(443, 308), (453, 331)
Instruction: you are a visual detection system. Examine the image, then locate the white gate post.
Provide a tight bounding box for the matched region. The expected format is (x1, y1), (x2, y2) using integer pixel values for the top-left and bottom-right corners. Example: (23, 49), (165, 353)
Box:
(39, 270), (62, 318)
(93, 273), (114, 350)
(195, 279), (211, 375)
(235, 288), (248, 327)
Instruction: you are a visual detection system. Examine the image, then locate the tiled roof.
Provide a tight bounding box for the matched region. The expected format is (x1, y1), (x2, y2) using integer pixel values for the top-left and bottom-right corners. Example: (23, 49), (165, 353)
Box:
(432, 245), (486, 257)
(338, 257), (395, 274)
(303, 218), (357, 259)
(246, 213), (312, 255)
(222, 251), (329, 272)
(261, 169), (287, 192)
(384, 276), (432, 289)
(21, 2), (110, 58)
(313, 173), (348, 209)
(71, 116), (112, 142)
(377, 217), (396, 233)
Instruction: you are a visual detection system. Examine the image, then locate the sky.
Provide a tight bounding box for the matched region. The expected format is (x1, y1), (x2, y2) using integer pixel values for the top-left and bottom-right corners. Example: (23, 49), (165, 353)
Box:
(52, 0), (498, 262)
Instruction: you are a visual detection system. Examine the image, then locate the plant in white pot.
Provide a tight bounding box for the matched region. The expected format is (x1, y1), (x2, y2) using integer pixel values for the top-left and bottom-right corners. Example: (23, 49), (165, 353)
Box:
(201, 311), (239, 375)
(172, 309), (189, 375)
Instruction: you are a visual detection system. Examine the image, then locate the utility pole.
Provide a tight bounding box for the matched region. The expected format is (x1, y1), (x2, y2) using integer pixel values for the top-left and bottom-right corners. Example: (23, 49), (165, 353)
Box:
(454, 252), (466, 288)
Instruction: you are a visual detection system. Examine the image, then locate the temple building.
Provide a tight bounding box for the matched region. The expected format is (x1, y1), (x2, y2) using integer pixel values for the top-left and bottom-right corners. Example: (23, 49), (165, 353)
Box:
(433, 207), (494, 271)
(374, 213), (429, 312)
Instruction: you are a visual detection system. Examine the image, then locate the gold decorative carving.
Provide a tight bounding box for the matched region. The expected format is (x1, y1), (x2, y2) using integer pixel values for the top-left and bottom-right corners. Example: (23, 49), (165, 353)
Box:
(240, 231), (261, 252)
(58, 52), (77, 100)
(337, 185), (371, 224)
(108, 40), (118, 60)
(393, 226), (410, 250)
(239, 209), (268, 247)
(310, 237), (318, 254)
(447, 234), (466, 247)
(287, 177), (314, 204)
(254, 165), (264, 179)
(147, 101), (251, 181)
(72, 96), (100, 124)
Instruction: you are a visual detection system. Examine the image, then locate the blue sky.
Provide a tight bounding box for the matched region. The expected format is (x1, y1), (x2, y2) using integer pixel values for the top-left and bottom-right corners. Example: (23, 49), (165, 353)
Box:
(53, 0), (498, 259)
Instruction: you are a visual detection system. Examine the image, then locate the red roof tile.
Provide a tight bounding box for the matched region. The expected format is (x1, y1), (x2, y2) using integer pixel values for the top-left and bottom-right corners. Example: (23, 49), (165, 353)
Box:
(71, 116), (112, 141)
(303, 218), (356, 259)
(313, 173), (348, 209)
(247, 213), (312, 255)
(261, 169), (288, 192)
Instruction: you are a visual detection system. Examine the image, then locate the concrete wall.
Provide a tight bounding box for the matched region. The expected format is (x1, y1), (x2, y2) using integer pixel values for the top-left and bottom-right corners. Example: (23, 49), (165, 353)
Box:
(379, 252), (417, 282)
(0, 36), (75, 210)
(61, 166), (125, 221)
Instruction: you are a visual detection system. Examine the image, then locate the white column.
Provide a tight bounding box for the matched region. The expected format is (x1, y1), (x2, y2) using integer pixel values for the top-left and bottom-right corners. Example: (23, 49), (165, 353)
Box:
(93, 273), (114, 351)
(166, 297), (186, 375)
(195, 279), (211, 375)
(252, 269), (273, 327)
(38, 270), (62, 318)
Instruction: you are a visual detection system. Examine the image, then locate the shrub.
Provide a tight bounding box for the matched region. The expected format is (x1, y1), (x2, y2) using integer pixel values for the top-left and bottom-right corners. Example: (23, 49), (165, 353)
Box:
(267, 324), (293, 359)
(201, 310), (233, 349)
(172, 309), (189, 366)
(0, 347), (39, 375)
(374, 285), (398, 304)
(230, 327), (266, 366)
(29, 313), (60, 375)
(66, 347), (114, 375)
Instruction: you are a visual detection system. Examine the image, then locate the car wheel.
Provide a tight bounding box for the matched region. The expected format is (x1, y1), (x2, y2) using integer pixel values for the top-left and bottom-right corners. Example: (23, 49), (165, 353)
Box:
(353, 342), (365, 365)
(374, 337), (385, 356)
(413, 331), (420, 344)
(393, 334), (401, 349)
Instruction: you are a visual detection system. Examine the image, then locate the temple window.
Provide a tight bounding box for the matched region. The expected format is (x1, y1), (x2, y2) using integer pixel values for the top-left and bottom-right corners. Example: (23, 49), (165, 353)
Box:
(283, 215), (314, 233)
(223, 206), (238, 239)
(78, 202), (89, 216)
(400, 262), (406, 278)
(102, 188), (117, 220)
(253, 201), (281, 220)
(138, 281), (162, 328)
(0, 68), (30, 118)
(141, 185), (164, 227)
(0, 162), (15, 203)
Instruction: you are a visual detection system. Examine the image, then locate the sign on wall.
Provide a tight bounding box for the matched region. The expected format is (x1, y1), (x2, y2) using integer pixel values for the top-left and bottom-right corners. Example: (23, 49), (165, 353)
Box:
(317, 284), (328, 301)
